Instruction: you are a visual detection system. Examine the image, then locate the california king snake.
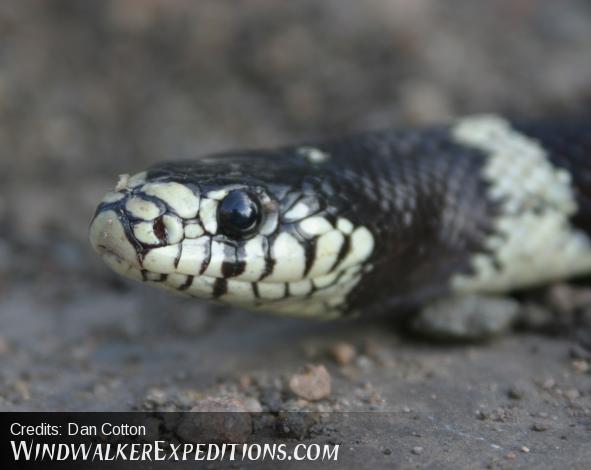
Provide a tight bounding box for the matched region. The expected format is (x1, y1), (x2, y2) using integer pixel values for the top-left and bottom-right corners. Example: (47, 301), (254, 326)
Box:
(90, 115), (591, 320)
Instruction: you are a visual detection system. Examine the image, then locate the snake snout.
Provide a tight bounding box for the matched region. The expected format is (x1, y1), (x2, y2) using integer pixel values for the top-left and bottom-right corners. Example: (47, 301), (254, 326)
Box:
(89, 203), (142, 273)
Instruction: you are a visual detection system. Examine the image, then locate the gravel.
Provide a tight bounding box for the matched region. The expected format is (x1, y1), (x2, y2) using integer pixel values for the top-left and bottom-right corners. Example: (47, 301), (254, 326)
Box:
(288, 365), (332, 402)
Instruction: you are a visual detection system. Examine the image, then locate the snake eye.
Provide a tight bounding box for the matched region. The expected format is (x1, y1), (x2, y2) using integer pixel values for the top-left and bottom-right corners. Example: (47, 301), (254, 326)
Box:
(217, 190), (261, 238)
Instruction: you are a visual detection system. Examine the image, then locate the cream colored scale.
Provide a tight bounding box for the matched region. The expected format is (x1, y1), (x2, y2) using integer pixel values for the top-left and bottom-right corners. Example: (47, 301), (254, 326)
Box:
(89, 178), (376, 318)
(450, 115), (591, 293)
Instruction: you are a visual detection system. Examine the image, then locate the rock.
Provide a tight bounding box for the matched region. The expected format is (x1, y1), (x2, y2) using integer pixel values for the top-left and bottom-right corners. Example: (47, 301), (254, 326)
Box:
(564, 389), (580, 401)
(143, 388), (168, 409)
(289, 364), (332, 401)
(238, 374), (253, 389)
(259, 388), (283, 411)
(329, 342), (357, 366)
(355, 355), (373, 370)
(275, 411), (321, 439)
(242, 397), (264, 412)
(531, 423), (548, 432)
(507, 384), (526, 400)
(541, 378), (556, 390)
(191, 396), (252, 412)
(571, 359), (589, 374)
(411, 446), (424, 455)
(175, 397), (253, 443)
(412, 295), (519, 341)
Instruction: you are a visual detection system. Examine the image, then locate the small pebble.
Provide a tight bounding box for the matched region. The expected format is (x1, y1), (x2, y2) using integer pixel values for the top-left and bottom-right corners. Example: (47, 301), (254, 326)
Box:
(259, 388), (282, 411)
(521, 446), (530, 453)
(242, 397), (263, 413)
(541, 378), (556, 390)
(144, 388), (167, 408)
(276, 412), (320, 439)
(411, 446), (424, 455)
(475, 410), (488, 420)
(531, 423), (547, 432)
(329, 342), (357, 366)
(289, 364), (332, 401)
(178, 397), (253, 443)
(508, 385), (525, 400)
(15, 381), (30, 401)
(356, 355), (372, 370)
(572, 359), (589, 374)
(505, 451), (517, 460)
(564, 389), (580, 401)
(192, 396), (251, 412)
(239, 374), (253, 389)
(383, 448), (392, 455)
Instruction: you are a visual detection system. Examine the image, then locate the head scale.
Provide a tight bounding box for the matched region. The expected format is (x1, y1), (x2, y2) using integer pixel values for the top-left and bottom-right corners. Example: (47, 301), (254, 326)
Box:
(89, 152), (375, 318)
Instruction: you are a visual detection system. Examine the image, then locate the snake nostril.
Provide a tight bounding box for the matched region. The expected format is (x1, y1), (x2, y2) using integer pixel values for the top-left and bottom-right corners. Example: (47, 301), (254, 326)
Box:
(153, 216), (167, 243)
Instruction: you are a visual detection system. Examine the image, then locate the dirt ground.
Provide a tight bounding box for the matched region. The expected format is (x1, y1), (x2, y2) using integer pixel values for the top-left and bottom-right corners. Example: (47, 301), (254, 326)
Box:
(1, 1), (590, 468)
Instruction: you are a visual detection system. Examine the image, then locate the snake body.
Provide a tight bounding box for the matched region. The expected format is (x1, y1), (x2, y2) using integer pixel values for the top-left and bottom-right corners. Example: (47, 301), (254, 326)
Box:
(90, 115), (591, 319)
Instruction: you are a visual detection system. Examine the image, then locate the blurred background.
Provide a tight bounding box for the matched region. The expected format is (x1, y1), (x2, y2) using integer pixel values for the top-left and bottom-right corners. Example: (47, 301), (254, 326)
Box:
(0, 1), (590, 462)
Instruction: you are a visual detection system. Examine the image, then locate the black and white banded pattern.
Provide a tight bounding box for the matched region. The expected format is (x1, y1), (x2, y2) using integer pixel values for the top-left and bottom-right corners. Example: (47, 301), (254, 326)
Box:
(90, 155), (375, 318)
(90, 114), (591, 318)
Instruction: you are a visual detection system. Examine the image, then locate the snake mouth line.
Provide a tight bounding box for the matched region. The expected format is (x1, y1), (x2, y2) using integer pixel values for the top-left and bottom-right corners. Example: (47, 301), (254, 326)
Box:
(96, 244), (129, 263)
(97, 242), (364, 313)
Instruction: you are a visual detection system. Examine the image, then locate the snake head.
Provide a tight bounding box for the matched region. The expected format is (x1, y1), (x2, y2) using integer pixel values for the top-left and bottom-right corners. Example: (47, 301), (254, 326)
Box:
(89, 151), (375, 318)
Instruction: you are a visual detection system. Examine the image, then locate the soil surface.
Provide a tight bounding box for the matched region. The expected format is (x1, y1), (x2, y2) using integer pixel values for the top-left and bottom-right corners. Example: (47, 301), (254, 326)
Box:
(1, 1), (590, 468)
